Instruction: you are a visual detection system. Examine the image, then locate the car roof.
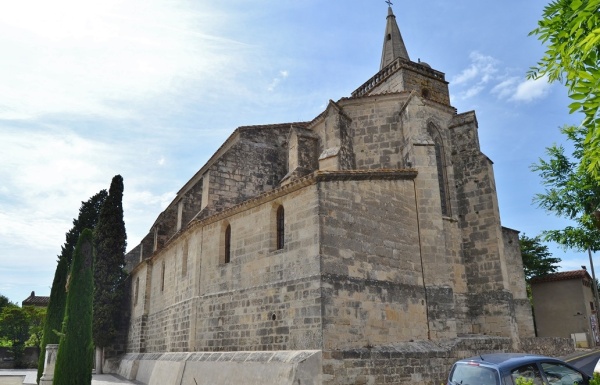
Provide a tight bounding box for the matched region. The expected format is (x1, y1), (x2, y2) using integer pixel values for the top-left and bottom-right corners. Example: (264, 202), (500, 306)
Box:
(456, 353), (561, 368)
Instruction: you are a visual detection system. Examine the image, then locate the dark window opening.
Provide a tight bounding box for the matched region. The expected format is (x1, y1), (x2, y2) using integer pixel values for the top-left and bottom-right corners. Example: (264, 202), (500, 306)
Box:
(428, 123), (451, 217)
(224, 224), (231, 264)
(134, 277), (139, 305)
(182, 240), (188, 277)
(387, 33), (392, 41)
(276, 206), (285, 250)
(434, 142), (449, 216)
(422, 88), (430, 98)
(161, 261), (165, 292)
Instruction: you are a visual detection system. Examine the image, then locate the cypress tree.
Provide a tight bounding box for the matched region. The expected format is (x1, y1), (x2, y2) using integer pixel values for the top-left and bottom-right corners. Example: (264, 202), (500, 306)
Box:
(93, 175), (127, 371)
(53, 229), (94, 385)
(38, 191), (107, 383)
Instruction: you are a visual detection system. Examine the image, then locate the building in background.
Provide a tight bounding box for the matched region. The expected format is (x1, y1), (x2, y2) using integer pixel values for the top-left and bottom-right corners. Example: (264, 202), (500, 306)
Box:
(21, 291), (49, 308)
(531, 269), (599, 348)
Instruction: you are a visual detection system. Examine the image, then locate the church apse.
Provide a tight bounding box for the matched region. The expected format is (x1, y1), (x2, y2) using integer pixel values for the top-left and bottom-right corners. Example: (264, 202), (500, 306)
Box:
(112, 5), (568, 385)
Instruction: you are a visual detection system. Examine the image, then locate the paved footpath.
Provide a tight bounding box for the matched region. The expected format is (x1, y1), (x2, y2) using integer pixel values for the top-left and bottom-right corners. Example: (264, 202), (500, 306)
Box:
(0, 370), (140, 385)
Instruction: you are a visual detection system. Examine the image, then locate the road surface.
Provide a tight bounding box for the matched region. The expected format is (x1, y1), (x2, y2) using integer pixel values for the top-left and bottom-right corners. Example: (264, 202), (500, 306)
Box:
(567, 350), (600, 376)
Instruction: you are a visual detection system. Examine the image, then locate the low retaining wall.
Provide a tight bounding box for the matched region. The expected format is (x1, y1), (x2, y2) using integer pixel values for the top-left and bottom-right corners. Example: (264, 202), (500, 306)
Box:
(520, 337), (575, 357)
(106, 336), (574, 385)
(0, 347), (39, 369)
(322, 336), (576, 385)
(108, 350), (321, 385)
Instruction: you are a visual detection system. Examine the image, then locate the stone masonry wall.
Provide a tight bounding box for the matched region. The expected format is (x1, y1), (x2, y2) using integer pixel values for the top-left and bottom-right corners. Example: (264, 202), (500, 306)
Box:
(180, 178), (204, 228)
(319, 176), (429, 350)
(129, 181), (324, 353)
(502, 226), (535, 338)
(322, 336), (512, 385)
(449, 111), (519, 340)
(368, 62), (450, 105)
(206, 125), (291, 213)
(411, 140), (457, 339)
(338, 94), (409, 170)
(194, 276), (322, 351)
(321, 336), (572, 385)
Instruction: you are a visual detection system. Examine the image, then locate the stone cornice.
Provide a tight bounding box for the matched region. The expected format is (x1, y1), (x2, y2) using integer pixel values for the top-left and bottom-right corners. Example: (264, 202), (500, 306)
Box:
(136, 169), (418, 267)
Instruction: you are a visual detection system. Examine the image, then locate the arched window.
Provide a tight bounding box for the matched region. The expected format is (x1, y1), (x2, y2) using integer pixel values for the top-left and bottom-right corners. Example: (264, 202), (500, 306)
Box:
(224, 224), (231, 264)
(276, 206), (285, 250)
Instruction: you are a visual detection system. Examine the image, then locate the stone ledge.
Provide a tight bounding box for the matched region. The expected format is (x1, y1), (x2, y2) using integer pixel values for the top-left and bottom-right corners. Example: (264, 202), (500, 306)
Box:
(110, 350), (321, 385)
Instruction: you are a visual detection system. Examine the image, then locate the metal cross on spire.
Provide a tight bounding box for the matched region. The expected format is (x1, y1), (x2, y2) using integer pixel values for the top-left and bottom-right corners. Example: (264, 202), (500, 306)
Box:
(385, 0), (393, 7)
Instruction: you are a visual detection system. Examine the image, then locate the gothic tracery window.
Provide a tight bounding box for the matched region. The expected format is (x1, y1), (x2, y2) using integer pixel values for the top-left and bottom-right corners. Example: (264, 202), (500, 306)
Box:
(428, 123), (451, 217)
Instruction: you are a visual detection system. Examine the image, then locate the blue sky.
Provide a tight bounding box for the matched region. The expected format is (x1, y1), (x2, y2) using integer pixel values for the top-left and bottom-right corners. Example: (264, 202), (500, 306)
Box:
(0, 0), (589, 304)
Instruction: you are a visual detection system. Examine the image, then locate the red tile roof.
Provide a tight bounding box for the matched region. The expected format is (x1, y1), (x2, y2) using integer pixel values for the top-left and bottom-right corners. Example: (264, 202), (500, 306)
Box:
(530, 269), (591, 284)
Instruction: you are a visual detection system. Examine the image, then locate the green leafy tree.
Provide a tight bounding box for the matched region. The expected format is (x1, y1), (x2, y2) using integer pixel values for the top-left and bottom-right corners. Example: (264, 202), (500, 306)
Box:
(0, 297), (17, 347)
(93, 175), (127, 373)
(531, 125), (600, 251)
(0, 294), (16, 312)
(53, 229), (95, 385)
(0, 306), (30, 367)
(37, 190), (107, 383)
(528, 0), (600, 177)
(23, 306), (46, 348)
(519, 234), (561, 281)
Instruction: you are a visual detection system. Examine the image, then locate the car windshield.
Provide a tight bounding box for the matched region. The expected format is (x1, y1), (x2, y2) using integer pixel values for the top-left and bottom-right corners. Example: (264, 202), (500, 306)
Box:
(449, 363), (500, 385)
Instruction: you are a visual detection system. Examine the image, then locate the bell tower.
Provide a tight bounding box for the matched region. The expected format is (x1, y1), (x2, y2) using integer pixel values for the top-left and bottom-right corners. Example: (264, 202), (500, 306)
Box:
(352, 3), (451, 106)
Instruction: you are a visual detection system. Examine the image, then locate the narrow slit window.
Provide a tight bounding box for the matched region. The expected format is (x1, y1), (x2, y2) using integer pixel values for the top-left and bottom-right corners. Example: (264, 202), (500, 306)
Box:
(134, 277), (139, 306)
(224, 224), (231, 264)
(276, 206), (285, 250)
(182, 240), (188, 277)
(161, 261), (165, 292)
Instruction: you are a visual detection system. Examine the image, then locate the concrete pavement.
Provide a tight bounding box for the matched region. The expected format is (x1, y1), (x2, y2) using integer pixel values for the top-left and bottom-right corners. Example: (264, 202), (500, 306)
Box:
(0, 370), (140, 385)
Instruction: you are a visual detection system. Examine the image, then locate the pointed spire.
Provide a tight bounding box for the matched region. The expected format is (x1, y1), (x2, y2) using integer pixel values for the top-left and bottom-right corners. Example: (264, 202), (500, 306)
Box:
(380, 4), (410, 70)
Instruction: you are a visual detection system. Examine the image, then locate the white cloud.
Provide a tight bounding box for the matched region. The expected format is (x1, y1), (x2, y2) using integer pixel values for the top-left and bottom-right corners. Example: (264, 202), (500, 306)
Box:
(451, 52), (499, 101)
(452, 66), (479, 85)
(451, 52), (498, 86)
(510, 76), (552, 102)
(491, 77), (520, 99)
(0, 0), (252, 121)
(268, 70), (290, 92)
(0, 127), (177, 252)
(491, 75), (551, 103)
(451, 51), (552, 104)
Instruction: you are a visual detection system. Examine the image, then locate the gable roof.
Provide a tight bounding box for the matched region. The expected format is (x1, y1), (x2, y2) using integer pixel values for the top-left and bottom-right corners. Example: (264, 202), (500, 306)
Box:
(22, 291), (49, 307)
(530, 269), (592, 284)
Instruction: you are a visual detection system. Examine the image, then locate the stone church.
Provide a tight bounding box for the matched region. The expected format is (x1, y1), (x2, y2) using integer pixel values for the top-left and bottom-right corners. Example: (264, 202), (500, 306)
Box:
(110, 5), (570, 385)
